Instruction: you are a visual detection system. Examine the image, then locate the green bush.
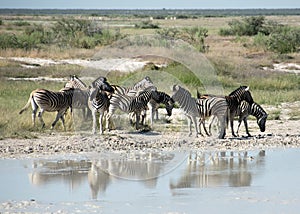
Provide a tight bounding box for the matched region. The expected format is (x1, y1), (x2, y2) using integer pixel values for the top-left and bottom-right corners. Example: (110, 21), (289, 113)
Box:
(219, 16), (265, 36)
(134, 21), (159, 29)
(156, 26), (208, 52)
(268, 27), (300, 53)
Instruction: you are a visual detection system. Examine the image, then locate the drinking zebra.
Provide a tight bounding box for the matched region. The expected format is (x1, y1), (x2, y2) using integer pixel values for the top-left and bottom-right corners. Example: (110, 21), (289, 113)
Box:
(19, 87), (74, 130)
(88, 76), (114, 135)
(146, 91), (175, 126)
(235, 101), (268, 137)
(106, 86), (158, 131)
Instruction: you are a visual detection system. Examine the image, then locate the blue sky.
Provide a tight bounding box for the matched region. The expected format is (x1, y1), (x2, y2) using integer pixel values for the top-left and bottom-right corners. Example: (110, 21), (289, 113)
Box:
(0, 0), (299, 9)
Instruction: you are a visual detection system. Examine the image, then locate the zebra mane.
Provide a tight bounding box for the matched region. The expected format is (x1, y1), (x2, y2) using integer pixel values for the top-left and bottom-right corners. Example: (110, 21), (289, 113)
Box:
(229, 86), (249, 96)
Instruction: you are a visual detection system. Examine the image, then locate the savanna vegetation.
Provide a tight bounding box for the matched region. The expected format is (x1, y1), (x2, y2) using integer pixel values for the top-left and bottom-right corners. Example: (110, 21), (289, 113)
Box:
(0, 9), (300, 138)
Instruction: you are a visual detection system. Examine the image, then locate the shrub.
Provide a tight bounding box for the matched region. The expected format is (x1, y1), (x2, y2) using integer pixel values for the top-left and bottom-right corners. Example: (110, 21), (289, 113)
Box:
(156, 27), (208, 52)
(134, 21), (159, 29)
(219, 16), (265, 36)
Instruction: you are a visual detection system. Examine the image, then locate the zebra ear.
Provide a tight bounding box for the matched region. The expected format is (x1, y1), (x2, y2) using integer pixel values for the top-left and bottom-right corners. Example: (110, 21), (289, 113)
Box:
(172, 84), (180, 91)
(245, 86), (250, 91)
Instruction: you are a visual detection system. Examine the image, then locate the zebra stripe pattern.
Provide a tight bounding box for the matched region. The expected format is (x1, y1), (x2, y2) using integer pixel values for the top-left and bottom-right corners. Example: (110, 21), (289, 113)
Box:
(88, 76), (114, 135)
(196, 96), (228, 139)
(171, 85), (200, 137)
(225, 86), (254, 137)
(106, 86), (157, 130)
(235, 101), (268, 136)
(19, 88), (74, 130)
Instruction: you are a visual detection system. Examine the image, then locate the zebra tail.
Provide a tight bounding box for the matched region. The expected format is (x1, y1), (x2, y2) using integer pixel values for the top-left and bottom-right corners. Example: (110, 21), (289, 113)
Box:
(19, 91), (34, 114)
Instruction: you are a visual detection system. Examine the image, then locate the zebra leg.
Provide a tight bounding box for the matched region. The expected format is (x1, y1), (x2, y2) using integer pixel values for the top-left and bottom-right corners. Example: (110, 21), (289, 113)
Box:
(99, 112), (104, 135)
(91, 110), (97, 134)
(236, 120), (242, 137)
(230, 115), (237, 137)
(217, 115), (226, 139)
(202, 119), (211, 136)
(37, 109), (45, 128)
(51, 110), (65, 130)
(243, 118), (252, 137)
(191, 116), (199, 137)
(135, 112), (140, 130)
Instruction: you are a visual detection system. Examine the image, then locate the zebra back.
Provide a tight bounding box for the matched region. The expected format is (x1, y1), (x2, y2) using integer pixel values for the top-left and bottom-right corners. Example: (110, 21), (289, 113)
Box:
(228, 86), (254, 104)
(171, 85), (198, 117)
(112, 76), (155, 96)
(196, 96), (228, 118)
(110, 87), (155, 113)
(33, 88), (74, 112)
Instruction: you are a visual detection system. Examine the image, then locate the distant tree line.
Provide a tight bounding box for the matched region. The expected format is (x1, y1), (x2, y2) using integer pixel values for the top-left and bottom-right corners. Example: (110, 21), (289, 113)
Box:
(1, 8), (300, 17)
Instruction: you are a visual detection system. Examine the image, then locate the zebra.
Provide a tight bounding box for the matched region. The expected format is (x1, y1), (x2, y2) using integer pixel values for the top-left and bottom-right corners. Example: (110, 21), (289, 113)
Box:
(106, 86), (158, 131)
(235, 101), (268, 137)
(63, 75), (90, 119)
(111, 76), (154, 96)
(196, 96), (228, 139)
(171, 85), (200, 137)
(19, 87), (74, 130)
(198, 86), (254, 137)
(88, 76), (114, 135)
(146, 91), (175, 126)
(226, 86), (254, 137)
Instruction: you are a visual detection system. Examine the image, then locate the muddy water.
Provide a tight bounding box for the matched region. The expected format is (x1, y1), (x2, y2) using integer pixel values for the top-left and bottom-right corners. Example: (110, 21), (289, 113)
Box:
(1, 149), (300, 213)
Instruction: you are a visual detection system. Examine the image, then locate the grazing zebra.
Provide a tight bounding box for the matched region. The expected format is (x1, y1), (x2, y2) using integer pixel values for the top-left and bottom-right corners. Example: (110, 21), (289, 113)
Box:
(171, 85), (200, 137)
(63, 75), (90, 118)
(19, 88), (74, 130)
(142, 91), (175, 127)
(88, 76), (114, 135)
(235, 101), (268, 137)
(106, 86), (158, 131)
(196, 96), (228, 139)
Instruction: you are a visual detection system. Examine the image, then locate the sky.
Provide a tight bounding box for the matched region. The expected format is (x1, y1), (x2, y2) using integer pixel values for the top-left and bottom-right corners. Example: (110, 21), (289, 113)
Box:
(0, 0), (299, 9)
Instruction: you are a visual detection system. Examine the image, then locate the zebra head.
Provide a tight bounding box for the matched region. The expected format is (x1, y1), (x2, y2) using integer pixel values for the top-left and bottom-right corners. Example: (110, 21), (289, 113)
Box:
(64, 75), (87, 89)
(257, 114), (268, 132)
(91, 76), (114, 93)
(229, 86), (254, 104)
(132, 76), (154, 90)
(166, 97), (175, 116)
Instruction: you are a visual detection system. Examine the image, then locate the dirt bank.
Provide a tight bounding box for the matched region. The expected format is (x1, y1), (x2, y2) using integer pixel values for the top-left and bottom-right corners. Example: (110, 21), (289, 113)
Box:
(0, 120), (299, 159)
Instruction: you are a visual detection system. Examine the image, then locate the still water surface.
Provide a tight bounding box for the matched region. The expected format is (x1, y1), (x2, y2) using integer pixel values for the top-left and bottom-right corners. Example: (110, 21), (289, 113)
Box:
(1, 149), (300, 213)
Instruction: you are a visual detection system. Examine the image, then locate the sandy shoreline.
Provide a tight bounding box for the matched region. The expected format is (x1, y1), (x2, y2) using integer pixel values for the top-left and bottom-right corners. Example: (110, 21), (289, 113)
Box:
(1, 120), (299, 159)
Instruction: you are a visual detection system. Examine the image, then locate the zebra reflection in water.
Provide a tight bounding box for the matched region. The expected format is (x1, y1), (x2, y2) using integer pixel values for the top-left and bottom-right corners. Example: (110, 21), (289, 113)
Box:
(170, 151), (265, 190)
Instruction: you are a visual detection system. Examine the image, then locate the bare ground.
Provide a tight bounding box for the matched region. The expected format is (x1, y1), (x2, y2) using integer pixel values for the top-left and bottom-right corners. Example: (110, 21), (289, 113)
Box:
(0, 120), (299, 159)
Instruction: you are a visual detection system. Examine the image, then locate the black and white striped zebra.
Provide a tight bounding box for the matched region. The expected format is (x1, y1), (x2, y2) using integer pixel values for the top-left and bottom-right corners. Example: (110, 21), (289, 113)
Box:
(196, 96), (228, 139)
(226, 86), (254, 137)
(19, 87), (74, 130)
(171, 85), (200, 137)
(106, 86), (158, 131)
(146, 91), (175, 126)
(63, 75), (90, 118)
(112, 76), (154, 96)
(235, 101), (268, 137)
(88, 76), (114, 135)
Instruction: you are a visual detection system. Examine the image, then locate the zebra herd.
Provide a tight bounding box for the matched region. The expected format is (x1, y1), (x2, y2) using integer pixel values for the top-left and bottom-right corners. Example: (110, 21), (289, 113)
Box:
(19, 75), (268, 139)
